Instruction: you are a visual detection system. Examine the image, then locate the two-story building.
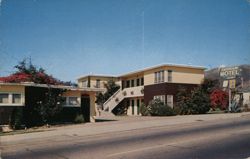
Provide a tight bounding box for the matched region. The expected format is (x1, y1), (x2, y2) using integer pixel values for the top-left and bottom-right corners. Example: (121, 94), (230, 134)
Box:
(0, 63), (205, 128)
(77, 74), (120, 90)
(77, 64), (205, 116)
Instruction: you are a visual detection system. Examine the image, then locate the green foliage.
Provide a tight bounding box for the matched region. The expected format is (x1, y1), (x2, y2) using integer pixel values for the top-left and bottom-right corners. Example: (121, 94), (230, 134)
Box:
(140, 99), (176, 116)
(14, 58), (60, 84)
(201, 79), (220, 94)
(10, 107), (24, 130)
(74, 114), (85, 123)
(10, 58), (74, 85)
(35, 87), (65, 124)
(148, 99), (176, 116)
(96, 80), (120, 105)
(176, 81), (212, 115)
(189, 87), (211, 114)
(140, 103), (150, 116)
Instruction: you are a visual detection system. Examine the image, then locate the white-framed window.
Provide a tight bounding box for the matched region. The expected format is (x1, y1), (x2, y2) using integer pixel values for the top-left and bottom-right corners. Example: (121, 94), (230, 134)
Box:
(82, 80), (88, 88)
(167, 95), (174, 108)
(96, 79), (101, 88)
(154, 95), (165, 104)
(154, 70), (164, 83)
(0, 93), (9, 104)
(63, 96), (80, 107)
(12, 94), (21, 104)
(68, 97), (78, 105)
(168, 70), (172, 82)
(0, 92), (23, 106)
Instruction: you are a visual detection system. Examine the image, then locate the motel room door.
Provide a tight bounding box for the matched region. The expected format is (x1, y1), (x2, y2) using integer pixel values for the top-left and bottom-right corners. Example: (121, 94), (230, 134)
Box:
(81, 94), (90, 122)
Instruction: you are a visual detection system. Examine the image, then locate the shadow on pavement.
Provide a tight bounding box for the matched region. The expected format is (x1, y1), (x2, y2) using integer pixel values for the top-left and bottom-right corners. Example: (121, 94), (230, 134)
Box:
(95, 119), (117, 122)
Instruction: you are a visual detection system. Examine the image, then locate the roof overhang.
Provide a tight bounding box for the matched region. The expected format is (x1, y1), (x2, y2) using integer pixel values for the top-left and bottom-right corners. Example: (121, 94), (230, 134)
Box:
(0, 82), (105, 92)
(118, 63), (206, 78)
(77, 74), (117, 81)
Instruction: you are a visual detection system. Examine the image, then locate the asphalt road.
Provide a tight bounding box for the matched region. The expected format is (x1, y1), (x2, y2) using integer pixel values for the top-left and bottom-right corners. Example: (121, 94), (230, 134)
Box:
(1, 115), (250, 159)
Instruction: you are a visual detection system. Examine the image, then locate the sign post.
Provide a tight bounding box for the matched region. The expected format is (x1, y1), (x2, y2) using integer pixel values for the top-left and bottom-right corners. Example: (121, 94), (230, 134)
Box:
(228, 88), (231, 112)
(220, 67), (241, 112)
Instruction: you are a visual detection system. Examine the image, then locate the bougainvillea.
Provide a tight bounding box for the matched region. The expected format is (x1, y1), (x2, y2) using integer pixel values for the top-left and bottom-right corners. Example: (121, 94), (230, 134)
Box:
(0, 73), (31, 83)
(210, 89), (228, 110)
(0, 59), (61, 85)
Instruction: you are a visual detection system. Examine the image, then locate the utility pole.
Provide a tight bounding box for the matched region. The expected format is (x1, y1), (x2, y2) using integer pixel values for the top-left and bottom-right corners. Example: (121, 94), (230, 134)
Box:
(228, 88), (231, 112)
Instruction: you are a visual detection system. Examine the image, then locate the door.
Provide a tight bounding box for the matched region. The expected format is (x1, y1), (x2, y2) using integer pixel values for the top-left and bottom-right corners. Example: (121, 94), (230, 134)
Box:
(81, 94), (90, 122)
(131, 99), (134, 115)
(137, 99), (140, 115)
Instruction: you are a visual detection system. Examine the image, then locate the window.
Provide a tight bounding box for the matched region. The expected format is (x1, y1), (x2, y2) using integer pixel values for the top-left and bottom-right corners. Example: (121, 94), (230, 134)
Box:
(131, 80), (134, 87)
(126, 80), (130, 88)
(137, 78), (140, 86)
(96, 79), (100, 88)
(12, 94), (21, 104)
(0, 94), (9, 104)
(0, 93), (23, 105)
(154, 95), (165, 104)
(154, 70), (164, 83)
(63, 96), (80, 107)
(167, 95), (173, 108)
(82, 80), (88, 88)
(168, 70), (172, 82)
(68, 97), (79, 106)
(141, 78), (144, 85)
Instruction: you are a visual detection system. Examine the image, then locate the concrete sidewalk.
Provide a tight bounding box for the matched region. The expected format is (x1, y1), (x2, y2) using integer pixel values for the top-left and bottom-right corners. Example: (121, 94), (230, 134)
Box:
(1, 112), (250, 144)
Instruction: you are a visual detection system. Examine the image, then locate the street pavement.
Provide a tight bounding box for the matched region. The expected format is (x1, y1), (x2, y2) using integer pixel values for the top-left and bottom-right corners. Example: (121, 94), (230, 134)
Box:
(1, 113), (250, 159)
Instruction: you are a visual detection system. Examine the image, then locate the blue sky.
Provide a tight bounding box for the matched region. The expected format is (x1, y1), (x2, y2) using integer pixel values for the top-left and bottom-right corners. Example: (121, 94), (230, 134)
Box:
(0, 0), (249, 81)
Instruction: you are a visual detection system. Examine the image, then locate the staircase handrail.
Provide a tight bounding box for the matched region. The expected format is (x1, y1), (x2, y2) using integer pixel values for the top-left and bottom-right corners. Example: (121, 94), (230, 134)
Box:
(103, 88), (122, 110)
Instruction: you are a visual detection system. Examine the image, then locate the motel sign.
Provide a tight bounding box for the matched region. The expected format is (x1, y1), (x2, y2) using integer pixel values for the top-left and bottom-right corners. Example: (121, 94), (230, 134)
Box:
(220, 66), (241, 89)
(220, 66), (241, 79)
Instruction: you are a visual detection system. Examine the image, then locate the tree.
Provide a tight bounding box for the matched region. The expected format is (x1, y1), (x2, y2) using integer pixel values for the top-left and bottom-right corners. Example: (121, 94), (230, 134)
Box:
(189, 87), (211, 114)
(0, 58), (60, 85)
(201, 78), (220, 94)
(95, 80), (120, 106)
(176, 79), (217, 115)
(0, 58), (77, 86)
(35, 87), (65, 124)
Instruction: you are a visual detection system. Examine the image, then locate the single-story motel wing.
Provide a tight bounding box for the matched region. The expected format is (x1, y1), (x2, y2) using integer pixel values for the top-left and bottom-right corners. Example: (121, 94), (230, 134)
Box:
(0, 82), (105, 126)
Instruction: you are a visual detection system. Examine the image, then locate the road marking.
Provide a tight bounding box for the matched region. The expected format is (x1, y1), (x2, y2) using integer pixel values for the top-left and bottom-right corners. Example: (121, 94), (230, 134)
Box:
(106, 144), (191, 158)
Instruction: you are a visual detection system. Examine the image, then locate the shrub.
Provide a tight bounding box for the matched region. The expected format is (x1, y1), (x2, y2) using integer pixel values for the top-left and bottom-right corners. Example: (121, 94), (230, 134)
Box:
(74, 114), (85, 123)
(140, 103), (150, 116)
(148, 99), (176, 116)
(10, 107), (24, 130)
(210, 89), (228, 110)
(176, 83), (212, 115)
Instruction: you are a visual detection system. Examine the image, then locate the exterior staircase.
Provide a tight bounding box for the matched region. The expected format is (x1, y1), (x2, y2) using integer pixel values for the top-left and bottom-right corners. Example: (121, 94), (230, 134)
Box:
(103, 86), (144, 114)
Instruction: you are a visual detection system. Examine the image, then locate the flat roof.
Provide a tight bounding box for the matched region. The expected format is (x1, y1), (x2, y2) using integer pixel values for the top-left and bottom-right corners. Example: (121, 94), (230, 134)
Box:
(77, 63), (206, 79)
(118, 63), (206, 78)
(0, 82), (105, 92)
(77, 74), (117, 80)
